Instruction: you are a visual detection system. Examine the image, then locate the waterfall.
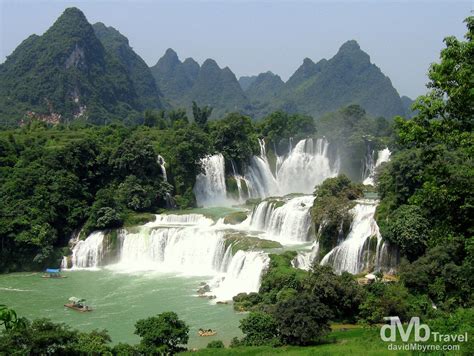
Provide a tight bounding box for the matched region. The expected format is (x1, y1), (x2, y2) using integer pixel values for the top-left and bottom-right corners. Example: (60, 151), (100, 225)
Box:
(292, 242), (319, 270)
(66, 213), (271, 300)
(244, 195), (314, 244)
(230, 160), (250, 203)
(157, 154), (168, 182)
(363, 148), (391, 185)
(193, 138), (338, 204)
(375, 239), (399, 274)
(193, 154), (229, 207)
(116, 227), (229, 275)
(244, 138), (338, 198)
(147, 214), (214, 227)
(69, 231), (105, 269)
(209, 251), (270, 302)
(244, 139), (279, 198)
(320, 201), (381, 274)
(276, 138), (338, 195)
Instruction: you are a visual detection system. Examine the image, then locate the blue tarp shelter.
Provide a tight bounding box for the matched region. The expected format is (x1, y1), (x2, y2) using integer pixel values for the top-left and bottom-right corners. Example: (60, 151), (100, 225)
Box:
(46, 268), (60, 273)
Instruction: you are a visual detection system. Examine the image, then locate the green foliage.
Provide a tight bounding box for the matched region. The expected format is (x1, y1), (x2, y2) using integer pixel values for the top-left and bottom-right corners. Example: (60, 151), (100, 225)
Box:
(428, 308), (474, 353)
(224, 233), (282, 254)
(134, 311), (189, 354)
(257, 111), (316, 143)
(399, 238), (473, 309)
(358, 282), (421, 324)
(0, 317), (112, 355)
(206, 340), (225, 349)
(379, 205), (429, 260)
(0, 125), (175, 271)
(192, 101), (213, 127)
(273, 293), (332, 346)
(0, 305), (27, 332)
(238, 312), (280, 346)
(208, 113), (259, 164)
(304, 265), (365, 323)
(375, 17), (473, 309)
(311, 175), (363, 257)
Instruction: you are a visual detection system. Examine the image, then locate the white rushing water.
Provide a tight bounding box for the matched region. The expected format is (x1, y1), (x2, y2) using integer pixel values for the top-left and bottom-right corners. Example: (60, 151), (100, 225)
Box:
(193, 154), (229, 207)
(245, 138), (339, 198)
(363, 148), (391, 185)
(243, 195), (315, 244)
(69, 231), (105, 269)
(193, 138), (339, 206)
(320, 201), (381, 274)
(292, 241), (319, 270)
(209, 251), (270, 301)
(67, 213), (272, 301)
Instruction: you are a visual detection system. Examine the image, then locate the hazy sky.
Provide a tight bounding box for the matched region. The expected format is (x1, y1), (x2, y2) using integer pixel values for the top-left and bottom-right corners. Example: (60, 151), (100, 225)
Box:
(0, 0), (472, 98)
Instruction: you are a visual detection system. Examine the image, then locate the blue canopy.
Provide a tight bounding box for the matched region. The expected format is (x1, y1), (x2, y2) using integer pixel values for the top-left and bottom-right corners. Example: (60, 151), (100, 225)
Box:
(46, 268), (60, 273)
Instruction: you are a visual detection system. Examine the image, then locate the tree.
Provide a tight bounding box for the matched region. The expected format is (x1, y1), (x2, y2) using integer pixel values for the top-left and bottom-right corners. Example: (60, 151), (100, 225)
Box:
(192, 101), (213, 127)
(380, 205), (429, 260)
(304, 265), (364, 322)
(273, 293), (332, 345)
(134, 312), (189, 354)
(238, 312), (279, 346)
(0, 305), (27, 331)
(167, 109), (189, 126)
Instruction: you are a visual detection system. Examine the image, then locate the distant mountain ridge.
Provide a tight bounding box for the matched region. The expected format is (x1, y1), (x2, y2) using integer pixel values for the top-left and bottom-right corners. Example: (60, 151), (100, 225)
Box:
(151, 50), (250, 118)
(0, 7), (413, 126)
(241, 40), (409, 119)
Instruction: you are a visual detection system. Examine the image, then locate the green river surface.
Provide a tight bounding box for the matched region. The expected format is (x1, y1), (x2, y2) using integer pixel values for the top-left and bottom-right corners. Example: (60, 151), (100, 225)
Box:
(0, 269), (244, 348)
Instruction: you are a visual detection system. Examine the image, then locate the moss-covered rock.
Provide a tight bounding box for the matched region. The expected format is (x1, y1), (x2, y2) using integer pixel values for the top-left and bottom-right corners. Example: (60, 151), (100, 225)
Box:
(311, 175), (364, 259)
(123, 212), (156, 227)
(245, 198), (262, 207)
(223, 211), (248, 225)
(226, 177), (239, 199)
(224, 232), (282, 254)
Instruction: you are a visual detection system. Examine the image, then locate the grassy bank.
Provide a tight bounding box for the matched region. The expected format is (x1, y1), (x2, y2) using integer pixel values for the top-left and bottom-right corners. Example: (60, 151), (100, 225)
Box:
(184, 327), (409, 355)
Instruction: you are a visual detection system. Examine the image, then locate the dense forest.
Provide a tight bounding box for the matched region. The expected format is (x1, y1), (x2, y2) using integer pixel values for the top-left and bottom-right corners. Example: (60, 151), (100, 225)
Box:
(0, 6), (472, 356)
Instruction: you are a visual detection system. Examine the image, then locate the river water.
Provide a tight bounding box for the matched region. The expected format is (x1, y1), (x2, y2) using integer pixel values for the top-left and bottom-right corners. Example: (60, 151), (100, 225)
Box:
(0, 270), (243, 348)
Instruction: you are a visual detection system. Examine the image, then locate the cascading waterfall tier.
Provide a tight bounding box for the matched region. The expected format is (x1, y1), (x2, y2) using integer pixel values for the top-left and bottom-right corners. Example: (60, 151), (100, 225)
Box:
(193, 154), (229, 207)
(320, 200), (382, 274)
(68, 231), (105, 269)
(193, 138), (339, 206)
(208, 250), (270, 301)
(66, 213), (271, 301)
(275, 138), (339, 195)
(245, 138), (339, 198)
(363, 148), (391, 185)
(243, 195), (315, 244)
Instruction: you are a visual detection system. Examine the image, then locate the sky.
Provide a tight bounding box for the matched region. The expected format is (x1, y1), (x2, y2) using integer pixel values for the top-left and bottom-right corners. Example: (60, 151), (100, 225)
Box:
(0, 1), (472, 98)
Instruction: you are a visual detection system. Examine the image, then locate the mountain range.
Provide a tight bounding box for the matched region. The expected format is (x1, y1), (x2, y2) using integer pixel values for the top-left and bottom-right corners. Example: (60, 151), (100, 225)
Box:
(0, 7), (412, 126)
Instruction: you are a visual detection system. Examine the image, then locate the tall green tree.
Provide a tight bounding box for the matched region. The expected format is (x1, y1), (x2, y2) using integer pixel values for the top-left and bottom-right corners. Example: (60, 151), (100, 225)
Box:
(134, 312), (189, 354)
(192, 101), (213, 127)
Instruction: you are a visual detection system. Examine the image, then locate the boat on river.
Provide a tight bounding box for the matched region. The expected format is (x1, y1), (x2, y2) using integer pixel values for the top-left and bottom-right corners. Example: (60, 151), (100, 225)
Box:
(42, 268), (66, 278)
(64, 297), (92, 312)
(198, 328), (217, 336)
